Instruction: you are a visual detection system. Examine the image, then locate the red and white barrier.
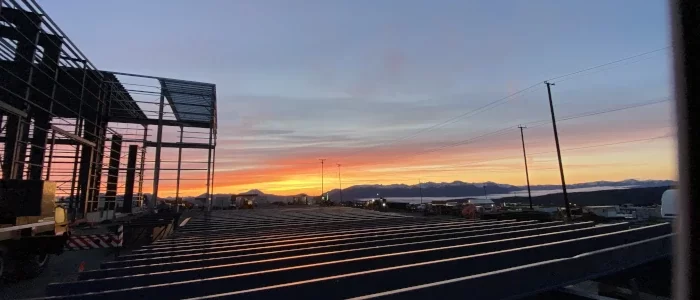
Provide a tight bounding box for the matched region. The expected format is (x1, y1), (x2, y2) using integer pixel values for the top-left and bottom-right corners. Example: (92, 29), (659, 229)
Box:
(65, 225), (123, 251)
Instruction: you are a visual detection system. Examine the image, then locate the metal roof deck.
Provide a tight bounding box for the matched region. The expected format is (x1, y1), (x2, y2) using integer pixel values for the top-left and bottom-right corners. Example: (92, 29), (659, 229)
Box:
(0, 61), (147, 120)
(105, 71), (217, 129)
(160, 78), (215, 123)
(44, 207), (673, 299)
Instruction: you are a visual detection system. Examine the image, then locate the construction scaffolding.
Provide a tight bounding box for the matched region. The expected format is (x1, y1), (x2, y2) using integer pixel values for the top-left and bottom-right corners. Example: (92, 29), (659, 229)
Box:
(0, 0), (217, 221)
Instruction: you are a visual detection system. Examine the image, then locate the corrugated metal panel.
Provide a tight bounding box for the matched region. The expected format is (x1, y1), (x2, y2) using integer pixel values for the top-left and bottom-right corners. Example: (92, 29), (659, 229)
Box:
(44, 207), (673, 299)
(160, 79), (215, 123)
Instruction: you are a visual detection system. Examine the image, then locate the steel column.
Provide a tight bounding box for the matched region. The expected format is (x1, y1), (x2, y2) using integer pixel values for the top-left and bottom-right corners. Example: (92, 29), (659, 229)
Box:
(68, 64), (88, 219)
(45, 125), (55, 180)
(175, 126), (183, 212)
(152, 93), (165, 208)
(211, 144), (216, 207)
(138, 125), (147, 207)
(1, 9), (41, 179)
(122, 145), (138, 213)
(104, 134), (122, 211)
(14, 123), (29, 178)
(27, 33), (62, 180)
(670, 0), (700, 298)
(88, 82), (109, 211)
(205, 125), (213, 211)
(77, 121), (96, 213)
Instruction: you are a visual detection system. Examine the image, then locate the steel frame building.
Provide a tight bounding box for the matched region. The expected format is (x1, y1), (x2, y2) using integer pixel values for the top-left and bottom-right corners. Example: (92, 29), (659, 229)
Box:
(0, 0), (217, 219)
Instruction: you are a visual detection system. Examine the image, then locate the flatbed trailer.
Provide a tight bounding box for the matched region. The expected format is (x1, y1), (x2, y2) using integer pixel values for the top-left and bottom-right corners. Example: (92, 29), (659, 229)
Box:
(0, 208), (69, 280)
(0, 180), (69, 281)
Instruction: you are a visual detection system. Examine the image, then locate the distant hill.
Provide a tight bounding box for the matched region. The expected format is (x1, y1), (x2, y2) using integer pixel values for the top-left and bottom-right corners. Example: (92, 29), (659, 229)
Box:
(322, 179), (674, 201)
(182, 189), (310, 205)
(499, 186), (670, 207)
(152, 179), (673, 204)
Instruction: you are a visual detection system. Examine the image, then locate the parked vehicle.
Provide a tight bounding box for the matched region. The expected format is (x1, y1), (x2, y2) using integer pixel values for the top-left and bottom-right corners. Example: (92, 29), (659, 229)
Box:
(0, 180), (69, 280)
(660, 189), (677, 219)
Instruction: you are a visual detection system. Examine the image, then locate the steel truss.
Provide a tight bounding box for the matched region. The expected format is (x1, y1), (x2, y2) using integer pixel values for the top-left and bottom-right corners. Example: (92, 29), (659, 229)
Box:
(0, 0), (217, 220)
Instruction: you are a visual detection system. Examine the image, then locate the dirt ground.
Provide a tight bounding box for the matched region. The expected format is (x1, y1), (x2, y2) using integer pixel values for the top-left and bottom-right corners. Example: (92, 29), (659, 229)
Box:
(1, 248), (116, 299)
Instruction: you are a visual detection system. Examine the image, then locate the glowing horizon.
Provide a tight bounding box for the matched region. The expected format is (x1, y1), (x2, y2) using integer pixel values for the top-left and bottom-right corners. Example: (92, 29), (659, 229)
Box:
(41, 1), (676, 198)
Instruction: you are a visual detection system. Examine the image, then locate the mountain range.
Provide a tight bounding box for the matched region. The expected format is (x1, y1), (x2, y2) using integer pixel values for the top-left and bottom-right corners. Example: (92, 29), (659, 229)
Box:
(171, 179), (674, 204)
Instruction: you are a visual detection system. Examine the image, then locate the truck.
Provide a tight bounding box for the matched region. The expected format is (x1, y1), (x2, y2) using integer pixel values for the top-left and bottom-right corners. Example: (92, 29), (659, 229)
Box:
(0, 180), (69, 280)
(232, 195), (256, 209)
(660, 188), (677, 219)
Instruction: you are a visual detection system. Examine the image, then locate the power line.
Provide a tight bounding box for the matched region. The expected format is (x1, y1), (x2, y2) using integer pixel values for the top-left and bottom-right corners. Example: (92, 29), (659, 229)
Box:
(525, 99), (670, 129)
(344, 98), (671, 170)
(249, 99), (672, 190)
(552, 53), (668, 85)
(274, 129), (670, 188)
(382, 134), (673, 176)
(334, 46), (671, 164)
(546, 46), (671, 83)
(336, 83), (543, 163)
(529, 134), (673, 155)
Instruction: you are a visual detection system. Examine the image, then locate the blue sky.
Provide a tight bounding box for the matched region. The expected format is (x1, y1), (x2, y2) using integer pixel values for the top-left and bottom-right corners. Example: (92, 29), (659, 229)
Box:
(38, 0), (676, 194)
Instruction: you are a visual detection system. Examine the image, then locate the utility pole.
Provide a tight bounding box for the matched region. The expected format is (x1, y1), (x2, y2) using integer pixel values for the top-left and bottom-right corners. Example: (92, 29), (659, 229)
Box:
(518, 125), (533, 209)
(545, 81), (571, 220)
(483, 184), (488, 199)
(418, 179), (423, 204)
(319, 159), (326, 200)
(337, 163), (343, 202)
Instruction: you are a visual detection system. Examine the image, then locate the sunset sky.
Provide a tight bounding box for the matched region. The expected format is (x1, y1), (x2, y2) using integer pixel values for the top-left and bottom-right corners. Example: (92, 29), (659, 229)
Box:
(42, 0), (676, 197)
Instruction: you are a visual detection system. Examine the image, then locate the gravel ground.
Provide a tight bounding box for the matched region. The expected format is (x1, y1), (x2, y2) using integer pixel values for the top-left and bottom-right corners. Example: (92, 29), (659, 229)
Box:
(1, 248), (116, 299)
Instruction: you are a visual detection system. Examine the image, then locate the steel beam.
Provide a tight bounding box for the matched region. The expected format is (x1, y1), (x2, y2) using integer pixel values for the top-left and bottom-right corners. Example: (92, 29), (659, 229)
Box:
(62, 223), (587, 291)
(46, 223), (670, 298)
(358, 236), (673, 300)
(90, 222), (572, 280)
(108, 116), (211, 129)
(0, 99), (27, 118)
(143, 141), (213, 149)
(50, 125), (96, 147)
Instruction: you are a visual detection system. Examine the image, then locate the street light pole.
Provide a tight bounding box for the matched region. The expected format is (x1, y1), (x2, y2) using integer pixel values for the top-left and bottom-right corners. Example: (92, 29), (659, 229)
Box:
(319, 159), (326, 200)
(337, 163), (343, 202)
(419, 179), (423, 204)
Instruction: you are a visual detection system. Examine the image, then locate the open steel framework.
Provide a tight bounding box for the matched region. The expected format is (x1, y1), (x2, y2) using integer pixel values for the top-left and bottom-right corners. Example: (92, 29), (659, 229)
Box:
(45, 207), (673, 299)
(0, 0), (217, 218)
